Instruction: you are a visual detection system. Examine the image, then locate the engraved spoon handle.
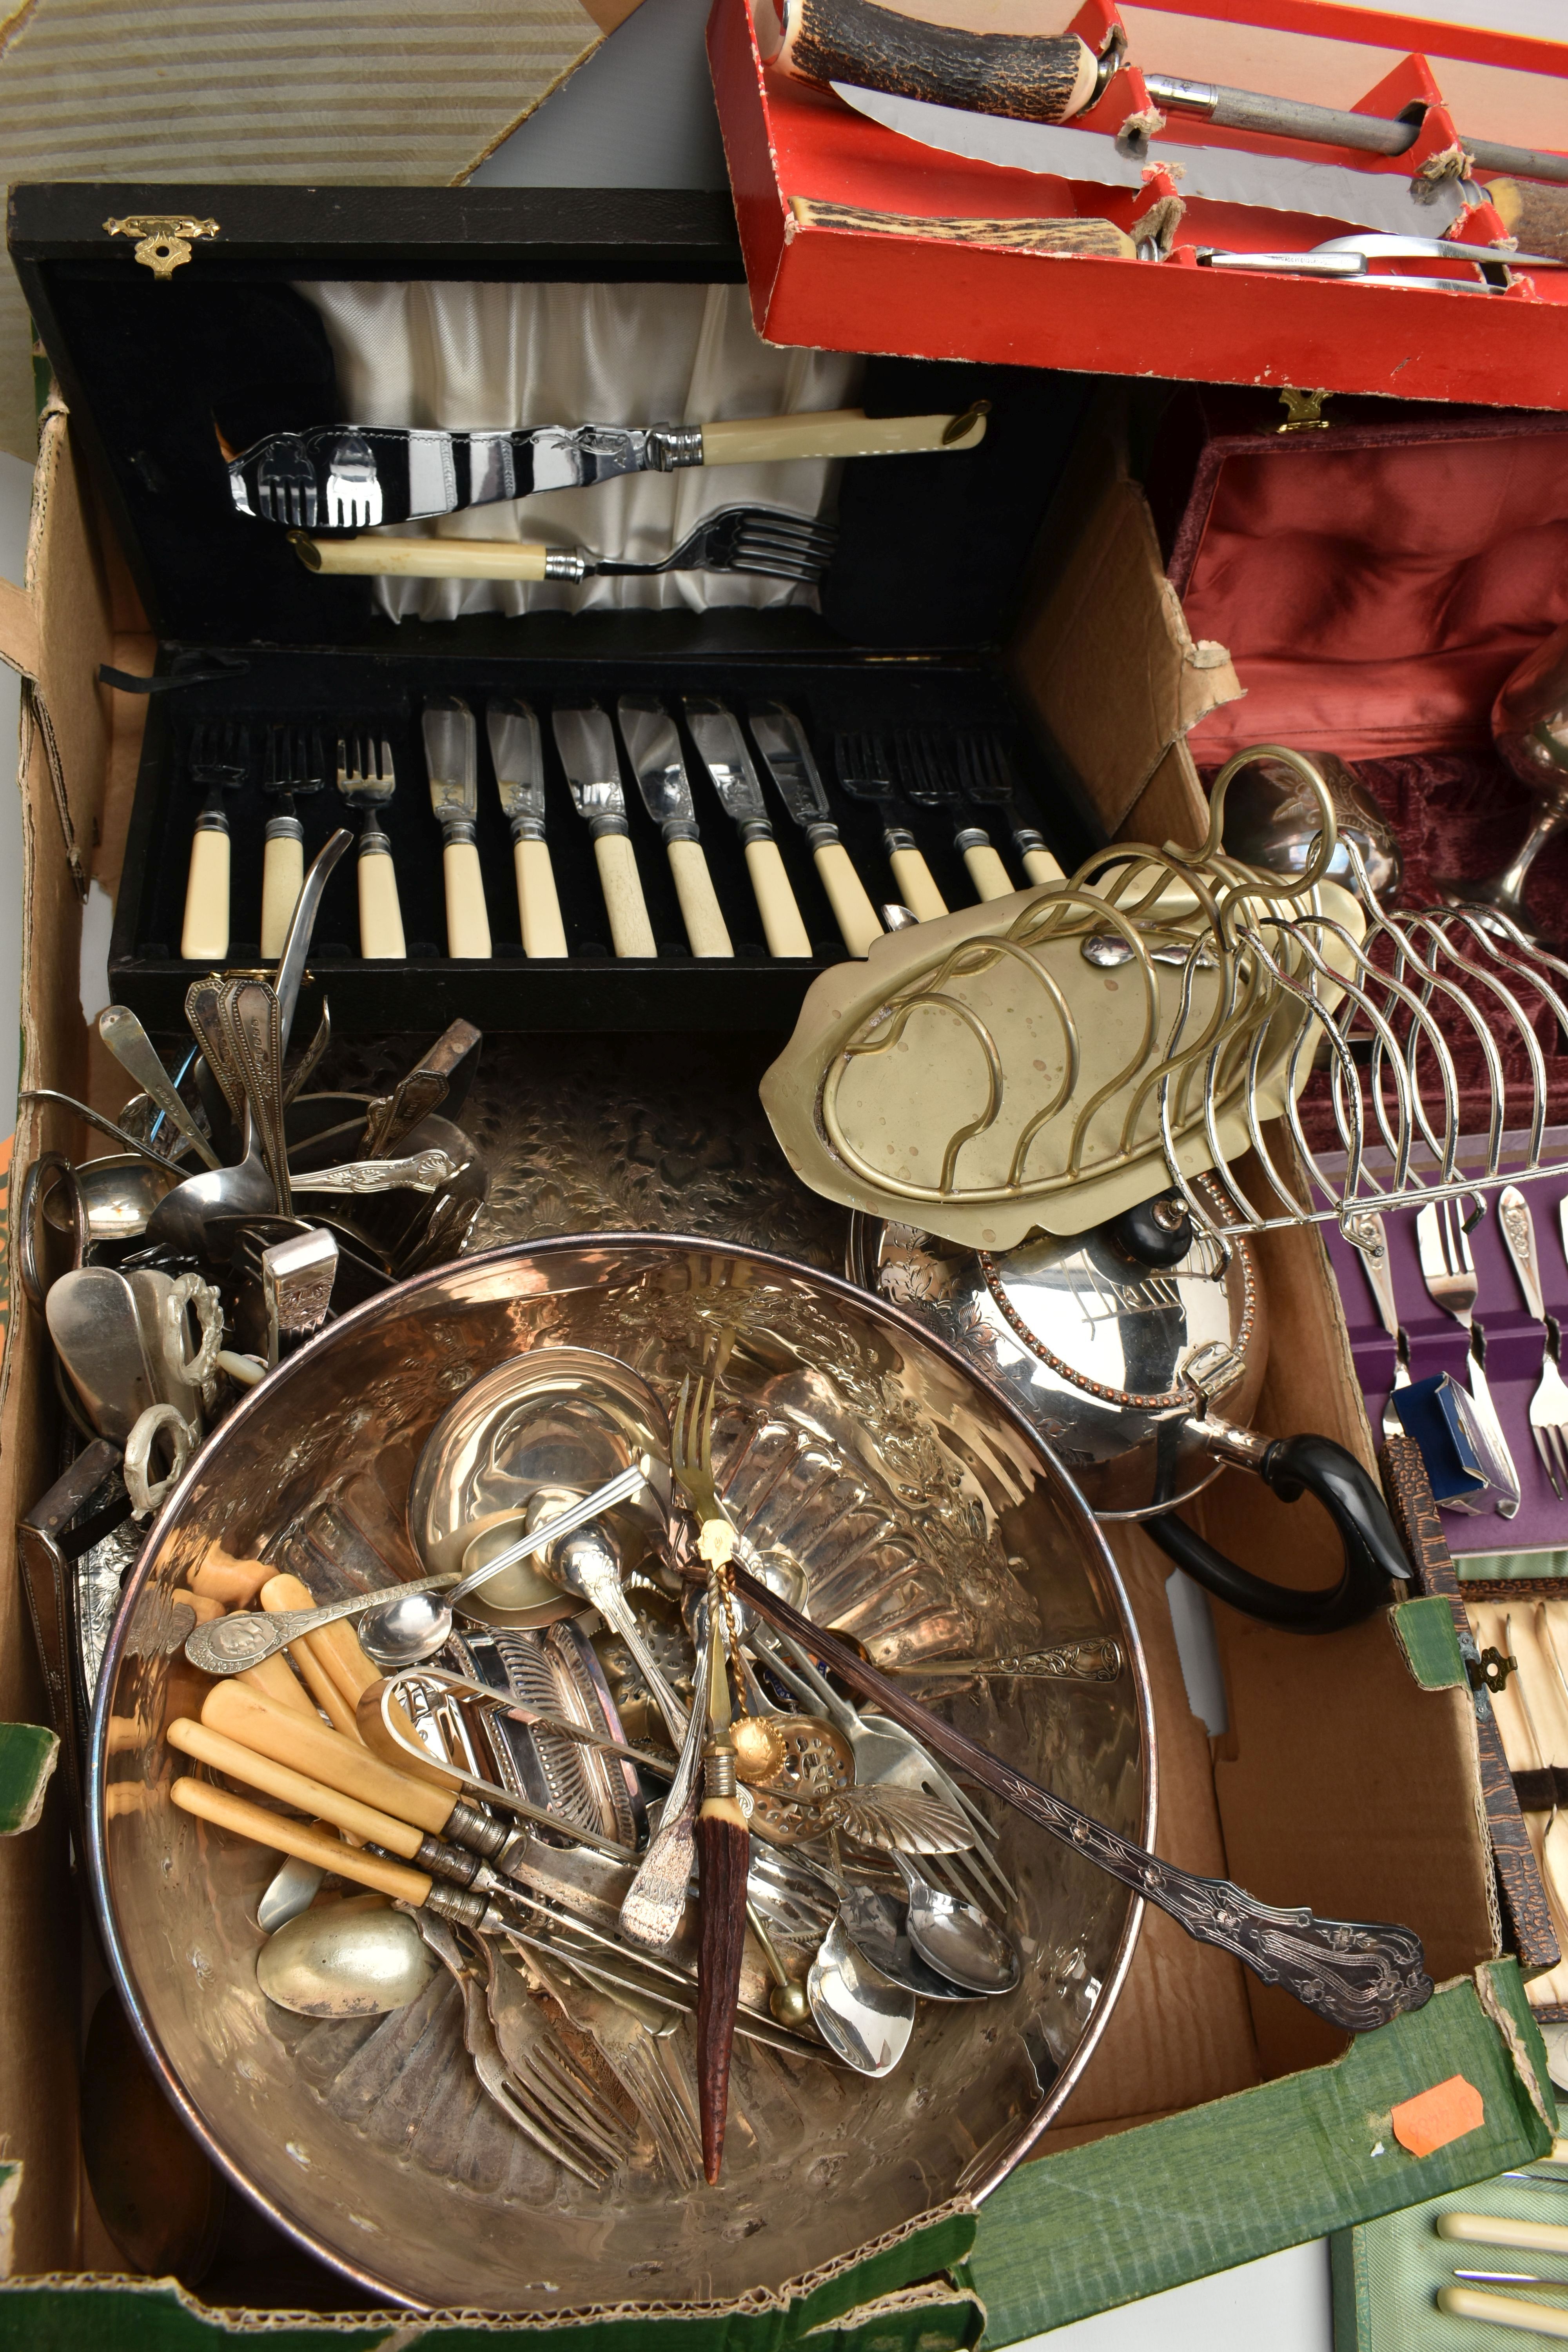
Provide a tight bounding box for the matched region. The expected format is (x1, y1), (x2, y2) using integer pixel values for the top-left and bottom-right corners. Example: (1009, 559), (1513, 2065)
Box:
(733, 1567), (1434, 2034)
(185, 1569), (460, 1671)
(1501, 1183), (1549, 1326)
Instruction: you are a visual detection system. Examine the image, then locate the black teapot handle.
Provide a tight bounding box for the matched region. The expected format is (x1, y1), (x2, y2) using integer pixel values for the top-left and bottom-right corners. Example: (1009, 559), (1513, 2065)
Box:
(1144, 1433), (1409, 1635)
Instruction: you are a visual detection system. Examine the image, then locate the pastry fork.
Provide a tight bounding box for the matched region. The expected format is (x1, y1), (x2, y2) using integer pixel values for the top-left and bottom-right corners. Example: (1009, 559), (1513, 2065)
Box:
(954, 732), (1065, 886)
(325, 432), (383, 530)
(336, 732), (405, 958)
(1415, 1196), (1522, 1515)
(260, 725), (325, 958)
(1500, 1184), (1568, 1500)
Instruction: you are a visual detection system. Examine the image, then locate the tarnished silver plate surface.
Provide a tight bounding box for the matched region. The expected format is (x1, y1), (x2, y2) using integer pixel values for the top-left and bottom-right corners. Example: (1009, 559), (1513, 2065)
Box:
(91, 1238), (1150, 2313)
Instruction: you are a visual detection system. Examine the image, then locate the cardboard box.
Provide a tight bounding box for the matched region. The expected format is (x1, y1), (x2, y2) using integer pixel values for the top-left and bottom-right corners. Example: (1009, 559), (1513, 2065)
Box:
(0, 190), (1556, 2336)
(708, 0), (1568, 409)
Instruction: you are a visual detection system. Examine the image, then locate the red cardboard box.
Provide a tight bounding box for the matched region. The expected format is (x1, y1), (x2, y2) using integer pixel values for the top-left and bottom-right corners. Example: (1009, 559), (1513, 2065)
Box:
(708, 0), (1568, 408)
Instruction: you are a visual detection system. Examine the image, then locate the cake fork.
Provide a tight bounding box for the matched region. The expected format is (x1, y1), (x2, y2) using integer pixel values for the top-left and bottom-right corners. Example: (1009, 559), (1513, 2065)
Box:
(1500, 1184), (1568, 1500)
(1415, 1196), (1523, 1515)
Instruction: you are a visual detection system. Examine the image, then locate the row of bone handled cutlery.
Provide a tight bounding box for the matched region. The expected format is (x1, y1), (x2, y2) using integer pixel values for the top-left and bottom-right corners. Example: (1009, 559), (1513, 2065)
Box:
(179, 700), (1067, 965)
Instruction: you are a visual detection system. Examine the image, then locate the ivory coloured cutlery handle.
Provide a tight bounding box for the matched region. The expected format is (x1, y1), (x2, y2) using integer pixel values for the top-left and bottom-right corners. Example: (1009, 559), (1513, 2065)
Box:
(357, 839), (406, 958)
(887, 847), (948, 922)
(1021, 844), (1066, 886)
(1439, 2213), (1568, 2255)
(441, 838), (492, 959)
(667, 839), (734, 958)
(813, 839), (882, 956)
(1437, 2284), (1568, 2337)
(172, 1775), (431, 1904)
(261, 1572), (374, 1735)
(181, 825), (230, 959)
(745, 838), (813, 956)
(236, 1655), (321, 1720)
(168, 1718), (422, 1859)
(294, 534), (555, 580)
(260, 829), (304, 959)
(515, 839), (568, 958)
(593, 833), (657, 957)
(202, 1677), (459, 1828)
(700, 407), (986, 467)
(962, 841), (1016, 901)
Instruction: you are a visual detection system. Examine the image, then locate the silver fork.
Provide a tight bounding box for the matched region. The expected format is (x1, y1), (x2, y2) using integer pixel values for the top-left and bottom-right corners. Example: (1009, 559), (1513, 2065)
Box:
(588, 505), (837, 584)
(1415, 1196), (1523, 1516)
(415, 1915), (631, 2186)
(1499, 1184), (1568, 1501)
(337, 733), (405, 958)
(522, 1944), (702, 2186)
(325, 431), (383, 529)
(256, 436), (317, 527)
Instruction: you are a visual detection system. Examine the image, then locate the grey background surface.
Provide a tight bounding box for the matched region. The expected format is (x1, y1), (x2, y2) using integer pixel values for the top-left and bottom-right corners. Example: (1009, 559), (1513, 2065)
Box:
(1, 0), (1558, 2334)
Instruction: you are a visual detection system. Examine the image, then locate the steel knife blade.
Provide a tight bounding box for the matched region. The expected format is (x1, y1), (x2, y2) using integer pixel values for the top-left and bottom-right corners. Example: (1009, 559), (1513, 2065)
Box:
(422, 695), (477, 831)
(831, 83), (1466, 238)
(487, 698), (546, 835)
(684, 697), (770, 834)
(749, 704), (833, 831)
(552, 706), (628, 831)
(618, 695), (698, 838)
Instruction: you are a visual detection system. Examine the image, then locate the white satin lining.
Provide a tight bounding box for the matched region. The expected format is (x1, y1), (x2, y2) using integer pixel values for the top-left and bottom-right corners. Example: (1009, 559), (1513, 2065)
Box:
(293, 280), (863, 622)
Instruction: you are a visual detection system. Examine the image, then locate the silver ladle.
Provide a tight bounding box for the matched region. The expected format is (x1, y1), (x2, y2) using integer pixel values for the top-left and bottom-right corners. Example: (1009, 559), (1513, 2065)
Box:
(184, 1463), (649, 1674)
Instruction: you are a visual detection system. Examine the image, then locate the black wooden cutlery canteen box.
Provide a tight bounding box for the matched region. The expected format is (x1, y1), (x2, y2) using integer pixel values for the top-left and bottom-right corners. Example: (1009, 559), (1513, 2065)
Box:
(9, 182), (1097, 1035)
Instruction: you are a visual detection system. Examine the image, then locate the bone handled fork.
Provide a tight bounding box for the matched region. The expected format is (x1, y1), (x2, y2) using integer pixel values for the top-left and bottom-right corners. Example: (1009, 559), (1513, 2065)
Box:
(1499, 1184), (1568, 1501)
(1415, 1198), (1522, 1517)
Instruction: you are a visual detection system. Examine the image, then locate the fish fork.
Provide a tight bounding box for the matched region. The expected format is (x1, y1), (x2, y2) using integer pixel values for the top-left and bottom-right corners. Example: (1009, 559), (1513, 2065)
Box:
(260, 724), (325, 958)
(325, 431), (382, 530)
(589, 505), (837, 584)
(255, 436), (317, 528)
(835, 731), (947, 923)
(1499, 1185), (1568, 1501)
(953, 731), (1065, 887)
(1415, 1196), (1523, 1516)
(336, 731), (406, 958)
(885, 730), (1015, 903)
(180, 720), (250, 960)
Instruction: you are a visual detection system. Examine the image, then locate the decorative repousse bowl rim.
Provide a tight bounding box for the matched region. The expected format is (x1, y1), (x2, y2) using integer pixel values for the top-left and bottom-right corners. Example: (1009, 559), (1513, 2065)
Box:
(87, 1233), (1156, 2314)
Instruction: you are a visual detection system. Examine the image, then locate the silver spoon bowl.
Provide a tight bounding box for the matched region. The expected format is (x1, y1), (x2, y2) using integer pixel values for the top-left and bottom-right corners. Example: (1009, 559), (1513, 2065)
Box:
(806, 1918), (915, 2075)
(835, 1880), (982, 2001)
(256, 1895), (435, 2018)
(889, 1855), (1019, 1994)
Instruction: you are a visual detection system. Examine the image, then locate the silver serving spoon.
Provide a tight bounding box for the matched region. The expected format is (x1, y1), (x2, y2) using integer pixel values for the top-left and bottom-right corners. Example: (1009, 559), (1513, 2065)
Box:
(806, 1918), (914, 2075)
(98, 1005), (220, 1170)
(885, 1855), (1019, 1994)
(834, 1879), (985, 2001)
(42, 1154), (175, 1243)
(184, 1463), (648, 1674)
(256, 1894), (435, 2017)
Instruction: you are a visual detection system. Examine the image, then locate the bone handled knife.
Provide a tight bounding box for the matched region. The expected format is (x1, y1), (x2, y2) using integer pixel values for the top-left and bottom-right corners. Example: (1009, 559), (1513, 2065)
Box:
(749, 704), (881, 958)
(487, 699), (567, 959)
(422, 696), (492, 960)
(232, 408), (988, 529)
(684, 697), (812, 958)
(551, 706), (656, 958)
(618, 697), (733, 959)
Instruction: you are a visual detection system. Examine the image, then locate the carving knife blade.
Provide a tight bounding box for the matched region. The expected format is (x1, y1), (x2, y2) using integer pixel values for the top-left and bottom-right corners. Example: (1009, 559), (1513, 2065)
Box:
(617, 695), (733, 958)
(831, 83), (1468, 238)
(684, 697), (812, 958)
(551, 705), (656, 959)
(488, 699), (567, 959)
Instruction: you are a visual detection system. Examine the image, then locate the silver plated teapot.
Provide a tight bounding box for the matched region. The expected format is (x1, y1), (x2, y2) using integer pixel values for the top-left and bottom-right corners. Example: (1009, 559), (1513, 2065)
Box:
(849, 1181), (1407, 1634)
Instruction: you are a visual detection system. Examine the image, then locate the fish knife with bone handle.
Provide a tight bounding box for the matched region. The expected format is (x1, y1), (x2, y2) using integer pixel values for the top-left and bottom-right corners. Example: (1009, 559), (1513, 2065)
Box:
(488, 699), (567, 959)
(551, 706), (657, 958)
(231, 406), (989, 531)
(617, 696), (732, 959)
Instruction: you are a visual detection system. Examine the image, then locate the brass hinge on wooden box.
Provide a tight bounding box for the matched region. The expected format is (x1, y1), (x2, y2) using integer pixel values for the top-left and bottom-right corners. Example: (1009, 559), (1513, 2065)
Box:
(102, 214), (218, 278)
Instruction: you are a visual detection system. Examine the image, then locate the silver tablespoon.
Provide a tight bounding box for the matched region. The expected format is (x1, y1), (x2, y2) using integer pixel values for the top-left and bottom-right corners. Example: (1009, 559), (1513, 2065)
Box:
(256, 1894), (435, 2017)
(806, 1918), (914, 2076)
(834, 1880), (985, 2001)
(886, 1854), (1020, 1994)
